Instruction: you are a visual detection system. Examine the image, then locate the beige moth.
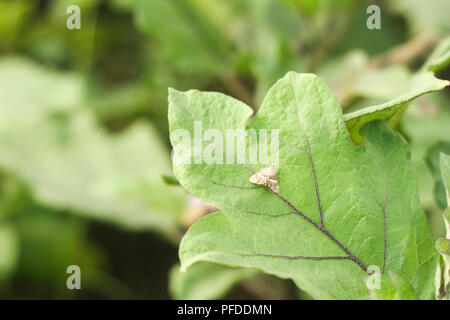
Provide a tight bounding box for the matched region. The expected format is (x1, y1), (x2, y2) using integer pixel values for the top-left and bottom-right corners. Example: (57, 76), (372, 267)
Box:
(249, 165), (280, 194)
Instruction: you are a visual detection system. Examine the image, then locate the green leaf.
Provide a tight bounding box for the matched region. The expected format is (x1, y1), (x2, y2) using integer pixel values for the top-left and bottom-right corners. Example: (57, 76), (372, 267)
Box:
(426, 142), (450, 210)
(344, 72), (449, 145)
(11, 207), (106, 297)
(343, 37), (450, 145)
(0, 57), (83, 115)
(441, 153), (450, 204)
(436, 237), (450, 256)
(162, 174), (181, 186)
(423, 36), (450, 72)
(169, 72), (437, 299)
(238, 0), (303, 104)
(446, 209), (450, 229)
(0, 224), (18, 285)
(169, 262), (256, 300)
(435, 154), (450, 299)
(439, 155), (450, 234)
(402, 98), (450, 219)
(370, 272), (418, 300)
(134, 0), (230, 75)
(319, 51), (412, 107)
(0, 58), (185, 238)
(389, 0), (450, 36)
(0, 115), (185, 236)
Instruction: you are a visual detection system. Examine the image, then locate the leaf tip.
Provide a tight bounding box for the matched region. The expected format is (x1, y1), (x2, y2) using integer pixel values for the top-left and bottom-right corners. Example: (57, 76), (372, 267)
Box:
(179, 262), (190, 273)
(283, 71), (320, 82)
(168, 87), (180, 97)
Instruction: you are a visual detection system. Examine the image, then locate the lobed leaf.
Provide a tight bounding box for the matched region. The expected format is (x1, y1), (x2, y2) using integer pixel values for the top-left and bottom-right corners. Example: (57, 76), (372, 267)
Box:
(169, 72), (437, 299)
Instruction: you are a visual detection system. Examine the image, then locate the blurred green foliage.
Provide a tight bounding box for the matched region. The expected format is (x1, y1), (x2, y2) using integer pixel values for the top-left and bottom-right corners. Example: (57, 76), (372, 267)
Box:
(0, 0), (448, 299)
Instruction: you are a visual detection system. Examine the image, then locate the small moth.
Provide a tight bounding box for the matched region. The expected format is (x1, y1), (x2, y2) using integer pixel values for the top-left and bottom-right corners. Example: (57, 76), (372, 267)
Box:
(249, 165), (280, 194)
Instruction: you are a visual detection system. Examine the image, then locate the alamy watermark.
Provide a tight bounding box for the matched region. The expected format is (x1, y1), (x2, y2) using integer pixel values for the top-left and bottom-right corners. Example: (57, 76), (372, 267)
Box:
(366, 5), (381, 30)
(365, 265), (381, 290)
(66, 5), (81, 30)
(66, 265), (81, 290)
(172, 121), (279, 166)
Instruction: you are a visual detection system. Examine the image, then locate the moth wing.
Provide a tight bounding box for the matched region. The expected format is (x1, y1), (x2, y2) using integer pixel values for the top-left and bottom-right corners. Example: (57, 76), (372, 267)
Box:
(249, 173), (265, 185)
(267, 181), (280, 194)
(249, 166), (280, 193)
(260, 165), (277, 179)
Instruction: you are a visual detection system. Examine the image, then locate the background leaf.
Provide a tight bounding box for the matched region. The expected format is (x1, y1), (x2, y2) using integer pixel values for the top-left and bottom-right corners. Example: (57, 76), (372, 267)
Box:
(134, 0), (231, 76)
(0, 58), (185, 238)
(169, 262), (256, 300)
(389, 0), (450, 37)
(426, 142), (450, 210)
(422, 36), (450, 72)
(0, 224), (18, 288)
(344, 72), (449, 145)
(435, 155), (450, 299)
(343, 37), (450, 145)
